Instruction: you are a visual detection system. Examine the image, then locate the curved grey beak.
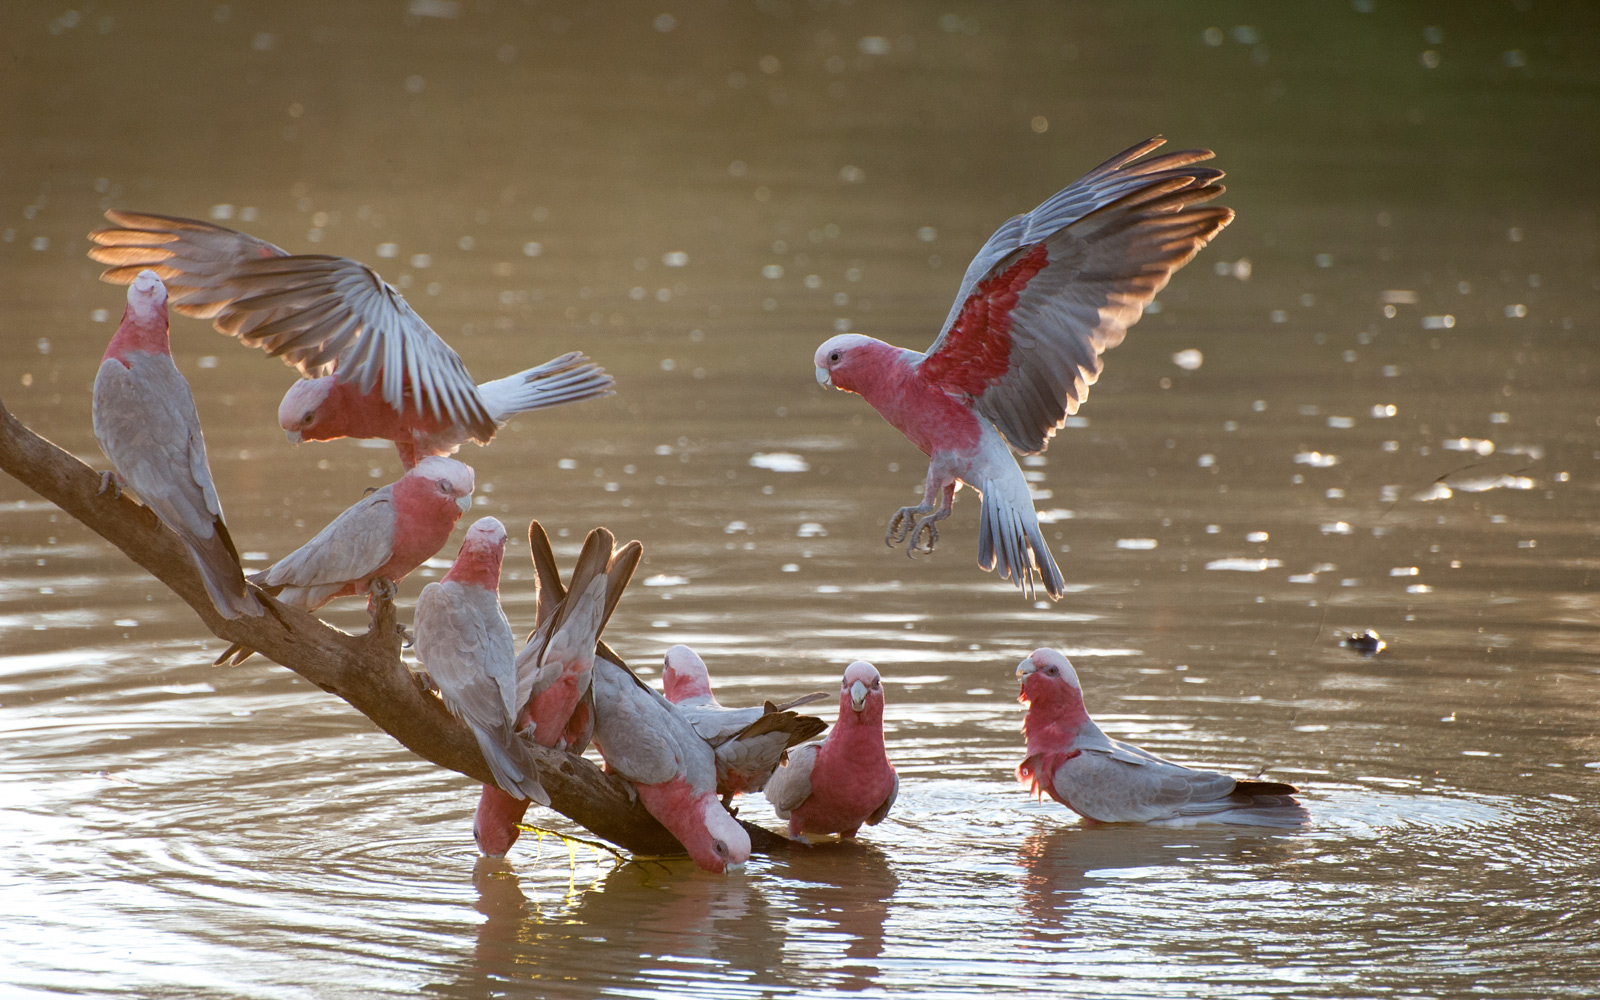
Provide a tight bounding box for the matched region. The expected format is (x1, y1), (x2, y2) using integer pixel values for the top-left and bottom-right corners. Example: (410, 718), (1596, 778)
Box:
(455, 495), (473, 514)
(814, 366), (833, 390)
(285, 429), (302, 444)
(849, 680), (868, 712)
(1015, 657), (1036, 680)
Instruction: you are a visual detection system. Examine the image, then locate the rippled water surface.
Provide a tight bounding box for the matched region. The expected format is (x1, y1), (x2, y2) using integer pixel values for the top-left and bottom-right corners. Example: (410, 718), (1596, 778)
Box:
(3, 3), (1598, 997)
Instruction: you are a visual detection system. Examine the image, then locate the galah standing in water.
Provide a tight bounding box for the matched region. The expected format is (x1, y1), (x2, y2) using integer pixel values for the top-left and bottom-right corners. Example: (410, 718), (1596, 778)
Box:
(217, 455), (474, 663)
(1016, 648), (1309, 827)
(662, 644), (828, 804)
(92, 270), (263, 620)
(812, 138), (1233, 600)
(764, 661), (898, 841)
(88, 211), (614, 469)
(414, 517), (549, 805)
(473, 523), (638, 856)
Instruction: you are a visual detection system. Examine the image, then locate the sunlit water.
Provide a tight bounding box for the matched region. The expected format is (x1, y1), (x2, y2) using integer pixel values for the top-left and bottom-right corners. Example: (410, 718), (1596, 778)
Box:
(2, 3), (1598, 997)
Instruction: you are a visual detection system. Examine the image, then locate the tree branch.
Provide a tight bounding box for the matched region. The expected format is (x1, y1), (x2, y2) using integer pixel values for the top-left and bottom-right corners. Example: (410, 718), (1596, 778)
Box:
(0, 395), (789, 856)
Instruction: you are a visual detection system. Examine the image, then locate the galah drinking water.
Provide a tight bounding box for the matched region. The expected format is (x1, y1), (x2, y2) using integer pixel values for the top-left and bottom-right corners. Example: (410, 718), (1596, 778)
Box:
(1016, 648), (1309, 827)
(414, 517), (549, 805)
(217, 455), (474, 663)
(764, 660), (898, 841)
(812, 138), (1233, 600)
(662, 644), (828, 803)
(92, 270), (263, 620)
(88, 211), (614, 468)
(473, 523), (639, 856)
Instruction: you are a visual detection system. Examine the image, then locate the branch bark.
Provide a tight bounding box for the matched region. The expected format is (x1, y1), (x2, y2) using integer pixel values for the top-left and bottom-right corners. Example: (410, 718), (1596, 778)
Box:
(0, 395), (789, 856)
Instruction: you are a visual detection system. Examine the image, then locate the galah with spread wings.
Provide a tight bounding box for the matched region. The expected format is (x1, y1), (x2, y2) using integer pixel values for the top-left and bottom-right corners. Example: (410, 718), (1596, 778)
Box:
(813, 138), (1233, 599)
(764, 661), (898, 841)
(217, 455), (474, 664)
(413, 517), (550, 805)
(92, 270), (263, 621)
(662, 644), (828, 804)
(473, 523), (639, 857)
(1016, 648), (1309, 827)
(88, 211), (614, 470)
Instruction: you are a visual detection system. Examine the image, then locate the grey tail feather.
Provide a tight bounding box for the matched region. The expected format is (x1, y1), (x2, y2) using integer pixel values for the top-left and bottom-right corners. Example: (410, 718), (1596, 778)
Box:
(771, 691), (829, 713)
(1235, 780), (1299, 797)
(489, 354), (615, 416)
(978, 482), (1066, 601)
(475, 729), (550, 807)
(188, 540), (265, 620)
(1217, 801), (1312, 829)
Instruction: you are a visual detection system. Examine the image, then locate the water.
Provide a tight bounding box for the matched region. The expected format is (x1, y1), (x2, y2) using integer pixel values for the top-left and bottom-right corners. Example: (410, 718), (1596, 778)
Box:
(3, 3), (1598, 997)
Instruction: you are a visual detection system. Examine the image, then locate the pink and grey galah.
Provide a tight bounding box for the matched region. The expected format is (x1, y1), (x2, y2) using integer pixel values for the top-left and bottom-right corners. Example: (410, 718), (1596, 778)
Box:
(88, 211), (614, 470)
(1016, 648), (1309, 828)
(217, 455), (474, 664)
(764, 660), (898, 841)
(812, 138), (1233, 600)
(662, 644), (828, 804)
(473, 523), (638, 857)
(92, 270), (264, 621)
(413, 517), (551, 805)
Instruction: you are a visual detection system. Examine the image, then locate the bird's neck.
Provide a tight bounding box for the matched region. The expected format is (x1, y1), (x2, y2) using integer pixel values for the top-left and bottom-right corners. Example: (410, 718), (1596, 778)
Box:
(1021, 692), (1090, 759)
(443, 545), (503, 590)
(103, 304), (171, 363)
(841, 345), (984, 456)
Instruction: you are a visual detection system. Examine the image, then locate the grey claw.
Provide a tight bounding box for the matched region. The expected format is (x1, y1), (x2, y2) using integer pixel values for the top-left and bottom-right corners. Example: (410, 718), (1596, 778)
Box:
(97, 471), (120, 498)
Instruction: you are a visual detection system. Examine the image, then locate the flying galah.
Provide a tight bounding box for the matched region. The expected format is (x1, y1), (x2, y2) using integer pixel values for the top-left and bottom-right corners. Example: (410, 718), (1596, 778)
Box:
(812, 138), (1233, 600)
(276, 351), (613, 470)
(218, 455), (474, 663)
(1016, 648), (1309, 827)
(92, 270), (263, 621)
(473, 522), (639, 856)
(764, 661), (898, 841)
(414, 517), (549, 805)
(662, 645), (828, 803)
(88, 211), (614, 466)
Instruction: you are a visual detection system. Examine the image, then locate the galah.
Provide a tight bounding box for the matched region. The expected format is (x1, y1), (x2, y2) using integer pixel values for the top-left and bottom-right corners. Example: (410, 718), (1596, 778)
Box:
(277, 351), (613, 470)
(764, 661), (898, 841)
(473, 523), (639, 856)
(87, 211), (614, 466)
(413, 517), (548, 805)
(812, 138), (1233, 600)
(92, 270), (263, 621)
(662, 644), (828, 803)
(1016, 648), (1309, 827)
(505, 523), (746, 871)
(217, 455), (474, 663)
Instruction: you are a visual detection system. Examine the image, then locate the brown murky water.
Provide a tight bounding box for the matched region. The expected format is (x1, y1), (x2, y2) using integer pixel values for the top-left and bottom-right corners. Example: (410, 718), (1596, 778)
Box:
(3, 3), (1598, 997)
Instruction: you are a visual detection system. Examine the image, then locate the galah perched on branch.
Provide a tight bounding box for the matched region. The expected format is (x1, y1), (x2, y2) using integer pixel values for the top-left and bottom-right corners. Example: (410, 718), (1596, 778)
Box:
(812, 137), (1233, 600)
(473, 523), (639, 857)
(1016, 648), (1310, 828)
(92, 269), (263, 621)
(88, 211), (614, 470)
(764, 661), (898, 841)
(413, 517), (549, 805)
(216, 455), (474, 664)
(662, 644), (828, 805)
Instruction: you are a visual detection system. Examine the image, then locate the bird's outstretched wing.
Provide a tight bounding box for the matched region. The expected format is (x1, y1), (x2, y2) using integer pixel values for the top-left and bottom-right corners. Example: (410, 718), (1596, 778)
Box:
(916, 138), (1233, 455)
(89, 210), (495, 441)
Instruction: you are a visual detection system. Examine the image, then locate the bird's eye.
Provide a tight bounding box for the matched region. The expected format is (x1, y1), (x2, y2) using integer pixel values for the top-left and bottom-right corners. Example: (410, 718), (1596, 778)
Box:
(438, 480), (450, 492)
(712, 839), (728, 857)
(1045, 666), (1058, 676)
(871, 679), (880, 689)
(301, 413), (315, 425)
(829, 351), (841, 363)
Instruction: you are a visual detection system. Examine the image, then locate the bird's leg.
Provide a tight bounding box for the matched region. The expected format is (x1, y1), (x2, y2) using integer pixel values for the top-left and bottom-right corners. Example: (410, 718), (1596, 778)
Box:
(907, 480), (957, 555)
(366, 576), (411, 645)
(97, 471), (121, 499)
(886, 466), (955, 550)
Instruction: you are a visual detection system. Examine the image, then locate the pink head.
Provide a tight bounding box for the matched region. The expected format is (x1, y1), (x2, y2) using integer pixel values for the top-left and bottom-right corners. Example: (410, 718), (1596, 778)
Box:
(662, 644), (714, 705)
(690, 794), (751, 873)
(105, 269), (171, 360)
(839, 660), (885, 723)
(1016, 648), (1091, 751)
(443, 516), (507, 590)
(395, 456), (476, 515)
(278, 377), (337, 443)
(813, 333), (897, 395)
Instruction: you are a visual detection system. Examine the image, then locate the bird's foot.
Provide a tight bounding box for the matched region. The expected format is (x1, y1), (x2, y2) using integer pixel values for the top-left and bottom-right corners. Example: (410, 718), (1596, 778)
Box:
(885, 504), (934, 548)
(907, 516), (940, 556)
(97, 471), (121, 499)
(396, 621), (414, 648)
(368, 576), (398, 603)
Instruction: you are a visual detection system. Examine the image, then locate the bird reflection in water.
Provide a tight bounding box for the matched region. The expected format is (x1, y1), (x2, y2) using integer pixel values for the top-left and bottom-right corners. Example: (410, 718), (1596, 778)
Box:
(766, 841), (900, 992)
(1014, 825), (1297, 938)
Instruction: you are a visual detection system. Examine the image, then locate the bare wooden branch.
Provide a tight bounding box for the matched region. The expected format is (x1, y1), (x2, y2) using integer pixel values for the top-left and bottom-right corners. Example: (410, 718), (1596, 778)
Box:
(0, 395), (790, 856)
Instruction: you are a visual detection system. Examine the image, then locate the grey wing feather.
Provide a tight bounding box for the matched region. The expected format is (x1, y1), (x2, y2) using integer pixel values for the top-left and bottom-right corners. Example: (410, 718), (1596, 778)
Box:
(920, 139), (1232, 455)
(252, 486), (397, 591)
(588, 657), (691, 786)
(1056, 748), (1237, 823)
(476, 353), (615, 422)
(866, 770), (898, 826)
(89, 211), (495, 441)
(763, 742), (819, 819)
